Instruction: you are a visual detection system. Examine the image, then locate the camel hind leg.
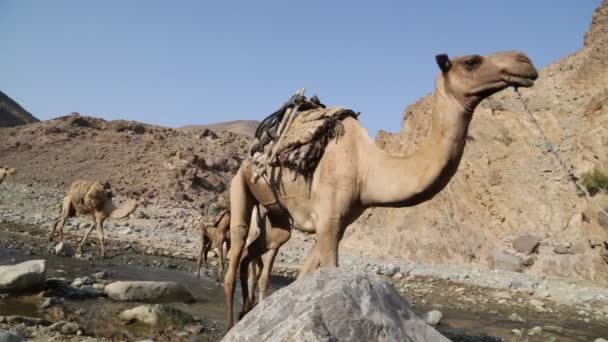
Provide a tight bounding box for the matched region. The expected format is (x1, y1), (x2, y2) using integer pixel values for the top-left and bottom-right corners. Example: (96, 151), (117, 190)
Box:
(224, 168), (255, 330)
(49, 196), (72, 241)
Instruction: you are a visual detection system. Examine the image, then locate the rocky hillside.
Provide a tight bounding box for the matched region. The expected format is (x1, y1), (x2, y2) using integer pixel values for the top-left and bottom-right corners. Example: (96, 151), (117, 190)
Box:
(0, 113), (251, 209)
(0, 91), (39, 127)
(180, 120), (259, 137)
(344, 0), (608, 284)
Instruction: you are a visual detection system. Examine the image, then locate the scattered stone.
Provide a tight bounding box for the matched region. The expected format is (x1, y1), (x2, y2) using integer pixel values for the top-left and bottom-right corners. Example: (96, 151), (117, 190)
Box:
(119, 304), (195, 327)
(49, 321), (80, 335)
(90, 271), (107, 280)
(512, 234), (541, 254)
(54, 242), (75, 257)
(508, 313), (525, 322)
(594, 339), (608, 342)
(423, 310), (443, 326)
(554, 243), (571, 254)
(0, 315), (51, 326)
(492, 291), (512, 300)
(221, 268), (448, 341)
(528, 326), (543, 336)
(0, 260), (46, 293)
(118, 227), (133, 235)
(491, 252), (523, 273)
(105, 281), (195, 303)
(511, 329), (522, 336)
(530, 298), (546, 312)
(521, 255), (536, 267)
(41, 297), (62, 309)
(384, 264), (399, 277)
(542, 325), (564, 333)
(0, 330), (24, 342)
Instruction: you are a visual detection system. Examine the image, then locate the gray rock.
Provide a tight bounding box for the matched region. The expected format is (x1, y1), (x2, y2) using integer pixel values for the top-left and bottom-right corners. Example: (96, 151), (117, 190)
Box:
(222, 268), (448, 342)
(508, 313), (525, 323)
(594, 339), (608, 342)
(384, 264), (399, 277)
(554, 244), (571, 254)
(0, 331), (24, 342)
(491, 252), (523, 273)
(0, 260), (46, 293)
(423, 310), (443, 326)
(512, 234), (541, 254)
(54, 242), (75, 257)
(90, 271), (107, 280)
(119, 304), (196, 327)
(105, 281), (195, 303)
(49, 321), (80, 335)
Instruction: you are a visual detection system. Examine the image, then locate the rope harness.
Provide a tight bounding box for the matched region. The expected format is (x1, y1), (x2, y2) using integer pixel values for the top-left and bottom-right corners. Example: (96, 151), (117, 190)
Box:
(514, 88), (608, 220)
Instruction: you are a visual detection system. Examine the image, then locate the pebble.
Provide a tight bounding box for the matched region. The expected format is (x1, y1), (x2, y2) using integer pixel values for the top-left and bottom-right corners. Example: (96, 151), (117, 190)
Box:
(508, 313), (525, 322)
(422, 310), (442, 326)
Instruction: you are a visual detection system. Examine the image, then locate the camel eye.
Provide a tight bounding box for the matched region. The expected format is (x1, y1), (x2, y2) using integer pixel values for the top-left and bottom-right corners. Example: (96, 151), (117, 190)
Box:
(463, 57), (481, 71)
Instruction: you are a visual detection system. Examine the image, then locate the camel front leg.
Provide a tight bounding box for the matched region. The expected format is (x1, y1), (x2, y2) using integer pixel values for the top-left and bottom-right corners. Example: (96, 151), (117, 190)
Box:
(297, 242), (320, 280)
(95, 215), (106, 258)
(224, 168), (254, 330)
(216, 235), (226, 283)
(238, 255), (254, 319)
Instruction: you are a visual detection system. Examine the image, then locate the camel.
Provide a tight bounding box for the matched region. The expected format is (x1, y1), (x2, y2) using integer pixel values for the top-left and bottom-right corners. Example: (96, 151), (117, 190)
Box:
(0, 167), (16, 184)
(236, 204), (290, 319)
(49, 180), (140, 257)
(223, 50), (538, 327)
(197, 210), (231, 281)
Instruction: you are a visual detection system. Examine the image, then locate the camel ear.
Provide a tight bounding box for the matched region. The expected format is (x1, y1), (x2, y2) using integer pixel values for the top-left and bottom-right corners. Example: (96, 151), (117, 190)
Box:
(436, 54), (451, 73)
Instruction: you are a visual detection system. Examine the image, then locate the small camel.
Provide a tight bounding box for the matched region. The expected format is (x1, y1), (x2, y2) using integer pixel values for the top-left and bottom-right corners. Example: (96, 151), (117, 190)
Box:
(49, 180), (140, 257)
(236, 205), (290, 319)
(0, 167), (16, 184)
(197, 210), (231, 281)
(224, 50), (538, 327)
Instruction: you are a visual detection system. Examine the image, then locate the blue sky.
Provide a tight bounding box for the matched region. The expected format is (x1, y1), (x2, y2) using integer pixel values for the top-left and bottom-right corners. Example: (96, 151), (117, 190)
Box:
(1, 1), (601, 136)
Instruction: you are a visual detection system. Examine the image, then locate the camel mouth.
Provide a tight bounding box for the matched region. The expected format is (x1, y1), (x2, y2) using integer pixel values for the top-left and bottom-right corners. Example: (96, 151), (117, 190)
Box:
(504, 74), (536, 88)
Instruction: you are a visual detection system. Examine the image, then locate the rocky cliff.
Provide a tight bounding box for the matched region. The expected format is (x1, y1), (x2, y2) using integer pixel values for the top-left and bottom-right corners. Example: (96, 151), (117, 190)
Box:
(344, 0), (608, 284)
(0, 91), (39, 127)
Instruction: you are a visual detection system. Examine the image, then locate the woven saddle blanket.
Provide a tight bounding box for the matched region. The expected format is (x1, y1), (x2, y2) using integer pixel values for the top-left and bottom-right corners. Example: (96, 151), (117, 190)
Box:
(249, 90), (359, 180)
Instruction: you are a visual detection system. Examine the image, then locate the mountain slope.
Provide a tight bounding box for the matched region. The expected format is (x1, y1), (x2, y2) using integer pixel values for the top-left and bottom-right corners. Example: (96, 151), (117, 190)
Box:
(0, 91), (39, 127)
(180, 120), (259, 137)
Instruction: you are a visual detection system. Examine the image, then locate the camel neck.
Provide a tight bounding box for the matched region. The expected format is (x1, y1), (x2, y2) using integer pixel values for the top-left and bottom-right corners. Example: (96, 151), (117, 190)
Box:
(359, 82), (473, 207)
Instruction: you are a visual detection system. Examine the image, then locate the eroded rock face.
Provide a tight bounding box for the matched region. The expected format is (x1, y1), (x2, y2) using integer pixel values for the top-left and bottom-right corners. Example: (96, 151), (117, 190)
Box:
(222, 268), (448, 342)
(0, 260), (46, 293)
(104, 281), (194, 303)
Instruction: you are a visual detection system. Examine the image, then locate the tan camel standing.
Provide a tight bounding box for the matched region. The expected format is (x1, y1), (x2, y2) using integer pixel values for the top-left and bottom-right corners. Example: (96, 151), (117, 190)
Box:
(197, 211), (231, 281)
(49, 180), (139, 257)
(0, 167), (16, 184)
(224, 50), (538, 327)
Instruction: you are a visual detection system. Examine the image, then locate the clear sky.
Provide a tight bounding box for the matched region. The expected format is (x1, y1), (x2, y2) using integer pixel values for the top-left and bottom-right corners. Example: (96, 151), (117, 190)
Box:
(1, 0), (601, 136)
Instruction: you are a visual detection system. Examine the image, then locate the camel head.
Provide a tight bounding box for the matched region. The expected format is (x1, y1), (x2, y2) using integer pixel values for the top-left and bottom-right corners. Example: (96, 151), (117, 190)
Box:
(435, 51), (538, 111)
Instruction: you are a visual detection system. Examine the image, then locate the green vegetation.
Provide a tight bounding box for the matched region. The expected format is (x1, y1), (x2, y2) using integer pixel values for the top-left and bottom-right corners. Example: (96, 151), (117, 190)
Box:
(580, 168), (608, 196)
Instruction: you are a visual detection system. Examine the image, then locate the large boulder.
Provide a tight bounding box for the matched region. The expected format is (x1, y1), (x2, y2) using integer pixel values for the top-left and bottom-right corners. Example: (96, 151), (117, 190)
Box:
(222, 268), (449, 342)
(104, 281), (194, 303)
(0, 260), (46, 293)
(119, 304), (195, 327)
(0, 330), (24, 342)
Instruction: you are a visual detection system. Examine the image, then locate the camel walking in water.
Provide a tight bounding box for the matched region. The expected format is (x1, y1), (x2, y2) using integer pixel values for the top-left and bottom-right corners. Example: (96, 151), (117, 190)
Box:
(49, 180), (140, 257)
(224, 50), (538, 327)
